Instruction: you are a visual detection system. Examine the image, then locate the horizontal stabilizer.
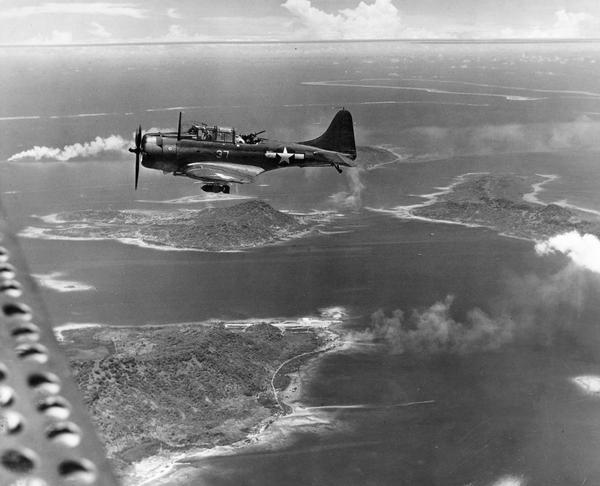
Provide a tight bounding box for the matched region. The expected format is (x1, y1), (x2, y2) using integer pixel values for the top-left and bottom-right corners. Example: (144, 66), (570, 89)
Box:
(316, 151), (354, 168)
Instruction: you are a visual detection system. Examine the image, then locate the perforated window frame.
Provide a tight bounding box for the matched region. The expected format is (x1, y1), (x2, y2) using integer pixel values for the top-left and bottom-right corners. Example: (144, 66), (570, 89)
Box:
(0, 203), (120, 486)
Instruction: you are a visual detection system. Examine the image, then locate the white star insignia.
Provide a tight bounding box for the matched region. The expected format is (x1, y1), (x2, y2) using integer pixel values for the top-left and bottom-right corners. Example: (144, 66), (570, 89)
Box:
(277, 146), (293, 165)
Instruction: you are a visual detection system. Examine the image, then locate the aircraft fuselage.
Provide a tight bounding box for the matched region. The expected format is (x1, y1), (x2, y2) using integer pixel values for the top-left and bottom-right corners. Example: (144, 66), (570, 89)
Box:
(141, 135), (338, 173)
(130, 109), (357, 190)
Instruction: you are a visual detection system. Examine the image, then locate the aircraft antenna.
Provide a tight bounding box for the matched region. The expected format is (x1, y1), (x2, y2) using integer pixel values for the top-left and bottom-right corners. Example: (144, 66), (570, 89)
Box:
(177, 112), (182, 141)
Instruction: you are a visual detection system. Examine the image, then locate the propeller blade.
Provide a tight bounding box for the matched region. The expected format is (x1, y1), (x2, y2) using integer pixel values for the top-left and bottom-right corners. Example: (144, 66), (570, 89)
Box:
(134, 125), (142, 190)
(135, 124), (142, 149)
(177, 112), (182, 141)
(135, 151), (140, 190)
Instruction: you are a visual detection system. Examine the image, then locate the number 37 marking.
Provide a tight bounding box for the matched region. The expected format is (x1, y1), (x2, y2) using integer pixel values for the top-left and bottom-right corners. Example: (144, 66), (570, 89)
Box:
(216, 150), (229, 159)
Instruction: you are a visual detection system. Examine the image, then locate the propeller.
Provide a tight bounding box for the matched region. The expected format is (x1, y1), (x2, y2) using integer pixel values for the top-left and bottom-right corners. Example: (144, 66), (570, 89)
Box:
(177, 112), (182, 141)
(128, 125), (142, 190)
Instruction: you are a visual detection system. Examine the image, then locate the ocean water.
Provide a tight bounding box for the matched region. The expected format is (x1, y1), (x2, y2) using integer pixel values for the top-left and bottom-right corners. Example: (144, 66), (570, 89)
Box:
(3, 41), (600, 485)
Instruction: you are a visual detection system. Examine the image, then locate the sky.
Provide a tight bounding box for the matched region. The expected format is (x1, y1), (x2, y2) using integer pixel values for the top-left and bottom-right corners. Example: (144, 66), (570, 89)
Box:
(1, 0), (600, 45)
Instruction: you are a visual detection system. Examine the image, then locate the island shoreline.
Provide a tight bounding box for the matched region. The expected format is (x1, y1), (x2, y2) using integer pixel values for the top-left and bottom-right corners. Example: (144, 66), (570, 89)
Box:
(60, 317), (345, 486)
(367, 171), (600, 243)
(121, 327), (344, 486)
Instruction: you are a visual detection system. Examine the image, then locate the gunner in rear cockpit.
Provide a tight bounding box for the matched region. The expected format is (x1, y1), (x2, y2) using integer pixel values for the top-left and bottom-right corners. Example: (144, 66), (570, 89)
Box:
(199, 127), (210, 141)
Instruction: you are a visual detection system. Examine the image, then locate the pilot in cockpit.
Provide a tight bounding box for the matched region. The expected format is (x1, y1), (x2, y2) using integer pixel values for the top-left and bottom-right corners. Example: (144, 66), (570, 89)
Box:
(188, 124), (209, 141)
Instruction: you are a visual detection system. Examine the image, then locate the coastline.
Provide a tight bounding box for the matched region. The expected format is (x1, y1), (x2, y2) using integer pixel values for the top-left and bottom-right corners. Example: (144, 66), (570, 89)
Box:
(58, 312), (347, 486)
(365, 171), (491, 229)
(20, 208), (344, 253)
(122, 327), (344, 486)
(367, 171), (600, 242)
(522, 173), (559, 205)
(19, 225), (313, 253)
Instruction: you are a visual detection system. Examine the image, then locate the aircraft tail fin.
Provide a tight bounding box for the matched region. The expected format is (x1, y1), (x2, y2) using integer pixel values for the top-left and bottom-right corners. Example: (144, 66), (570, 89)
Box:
(300, 109), (357, 160)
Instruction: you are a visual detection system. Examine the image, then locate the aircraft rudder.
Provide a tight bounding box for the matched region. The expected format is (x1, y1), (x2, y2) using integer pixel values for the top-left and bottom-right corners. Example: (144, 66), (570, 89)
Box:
(300, 109), (357, 160)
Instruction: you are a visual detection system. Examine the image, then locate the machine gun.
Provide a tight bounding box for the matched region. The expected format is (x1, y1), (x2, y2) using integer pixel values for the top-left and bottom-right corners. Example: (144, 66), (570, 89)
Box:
(240, 130), (266, 144)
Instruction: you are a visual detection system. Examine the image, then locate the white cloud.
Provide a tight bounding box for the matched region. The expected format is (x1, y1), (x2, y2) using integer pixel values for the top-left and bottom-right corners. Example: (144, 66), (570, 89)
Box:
(0, 2), (146, 19)
(162, 24), (194, 41)
(282, 0), (432, 40)
(547, 9), (596, 37)
(572, 375), (600, 396)
(489, 476), (526, 486)
(89, 21), (111, 39)
(535, 232), (600, 274)
(26, 29), (73, 45)
(501, 9), (598, 39)
(166, 8), (182, 19)
(126, 23), (215, 44)
(399, 117), (600, 160)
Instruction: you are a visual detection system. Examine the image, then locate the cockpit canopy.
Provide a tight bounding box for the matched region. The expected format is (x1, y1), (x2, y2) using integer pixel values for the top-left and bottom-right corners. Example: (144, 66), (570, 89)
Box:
(187, 124), (236, 143)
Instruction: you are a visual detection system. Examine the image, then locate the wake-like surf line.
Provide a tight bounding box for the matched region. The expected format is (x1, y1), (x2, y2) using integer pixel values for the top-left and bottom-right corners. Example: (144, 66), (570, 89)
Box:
(522, 174), (559, 205)
(0, 100), (489, 124)
(304, 400), (435, 411)
(0, 112), (128, 122)
(522, 174), (600, 216)
(302, 80), (545, 101)
(397, 77), (600, 99)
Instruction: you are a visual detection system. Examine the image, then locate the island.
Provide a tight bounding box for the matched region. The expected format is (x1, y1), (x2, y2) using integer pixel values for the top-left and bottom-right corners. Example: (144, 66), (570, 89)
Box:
(24, 200), (319, 251)
(412, 173), (600, 240)
(61, 320), (339, 479)
(356, 145), (402, 169)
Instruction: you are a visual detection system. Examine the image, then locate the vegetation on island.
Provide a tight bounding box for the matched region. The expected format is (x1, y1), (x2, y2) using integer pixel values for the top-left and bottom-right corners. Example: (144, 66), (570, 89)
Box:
(64, 323), (323, 475)
(47, 200), (310, 251)
(414, 174), (600, 239)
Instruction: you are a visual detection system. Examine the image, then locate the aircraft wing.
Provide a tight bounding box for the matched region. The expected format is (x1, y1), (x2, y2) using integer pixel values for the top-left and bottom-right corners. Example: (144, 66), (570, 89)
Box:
(0, 201), (120, 485)
(183, 162), (265, 184)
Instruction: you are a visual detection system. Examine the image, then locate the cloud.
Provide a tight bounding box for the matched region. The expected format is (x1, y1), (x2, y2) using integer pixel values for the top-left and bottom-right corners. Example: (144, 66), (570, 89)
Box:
(26, 29), (73, 45)
(0, 2), (146, 19)
(500, 10), (598, 39)
(535, 9), (597, 38)
(282, 0), (432, 40)
(151, 24), (214, 43)
(535, 232), (600, 274)
(551, 9), (595, 37)
(399, 117), (600, 161)
(164, 24), (187, 40)
(572, 375), (600, 396)
(166, 8), (182, 19)
(7, 135), (130, 162)
(89, 22), (111, 39)
(489, 476), (525, 486)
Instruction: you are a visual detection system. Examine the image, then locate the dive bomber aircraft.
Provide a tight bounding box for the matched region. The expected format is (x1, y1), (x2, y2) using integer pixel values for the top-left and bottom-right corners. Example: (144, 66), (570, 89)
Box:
(129, 109), (357, 193)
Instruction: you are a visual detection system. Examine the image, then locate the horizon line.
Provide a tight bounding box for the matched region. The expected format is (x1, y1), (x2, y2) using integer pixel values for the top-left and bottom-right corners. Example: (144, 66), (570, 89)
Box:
(2, 38), (600, 48)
